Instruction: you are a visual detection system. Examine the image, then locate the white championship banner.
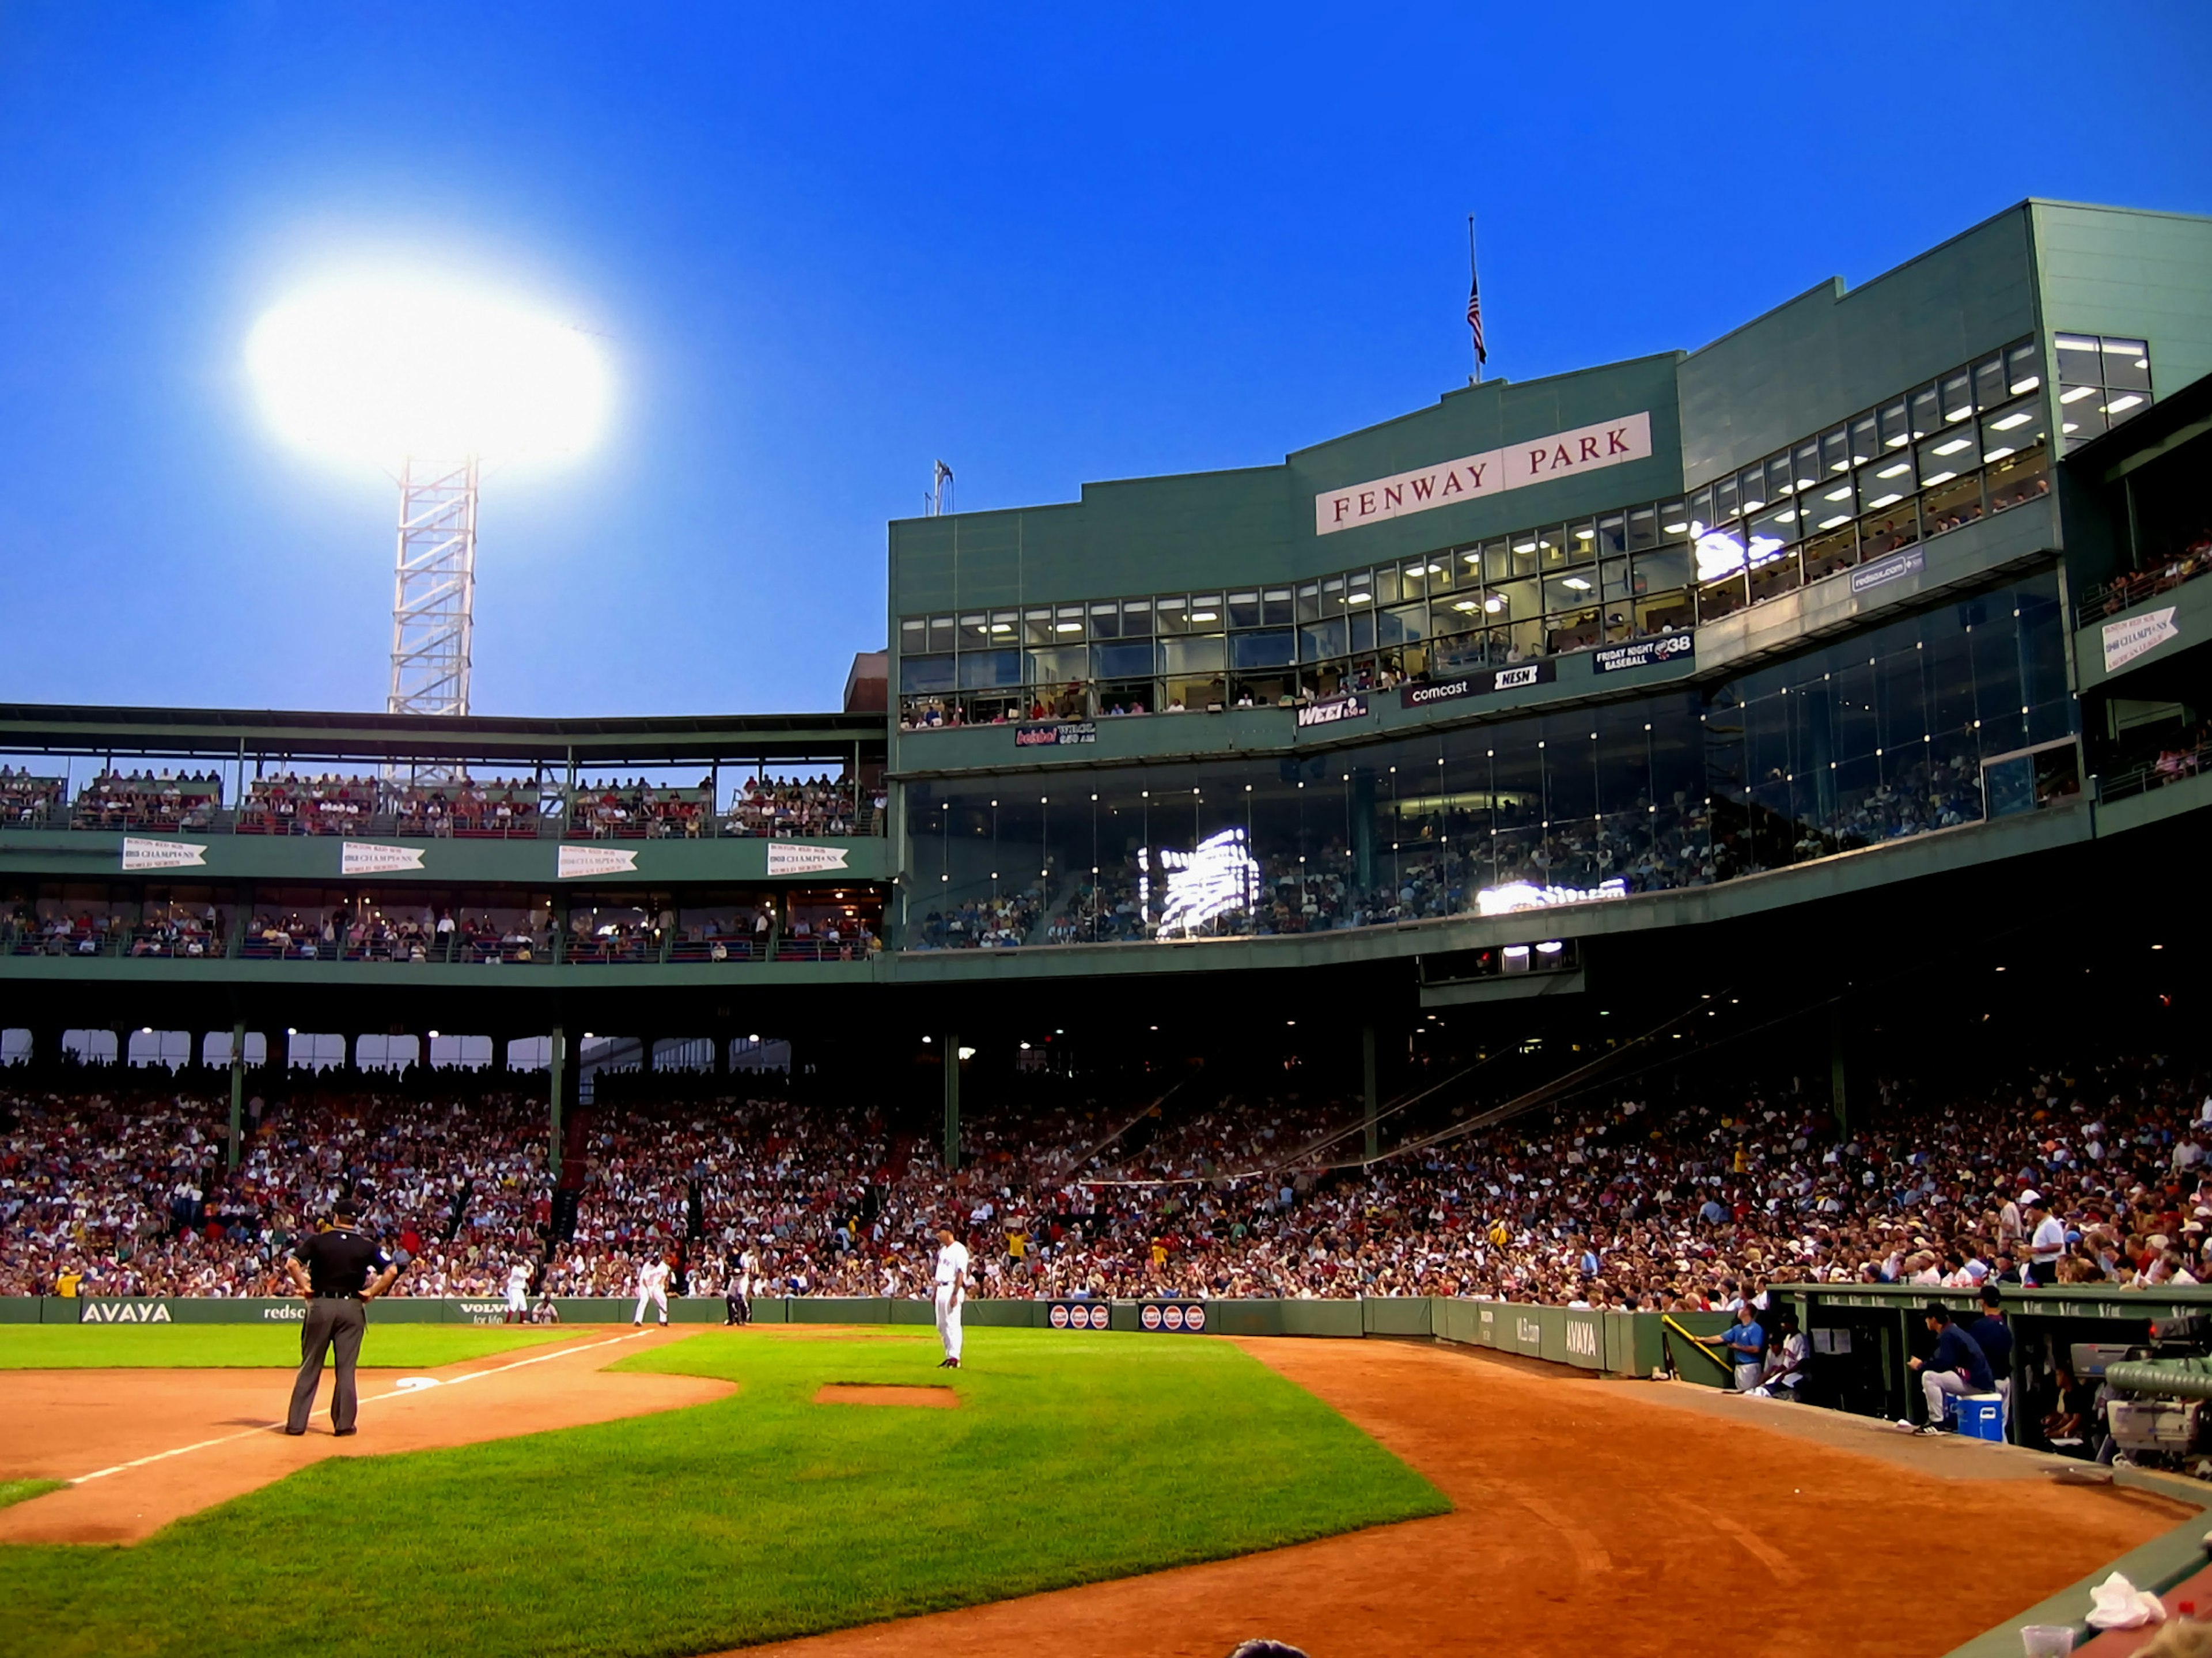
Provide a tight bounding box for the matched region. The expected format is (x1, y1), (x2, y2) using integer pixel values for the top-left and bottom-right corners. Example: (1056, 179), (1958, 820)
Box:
(765, 842), (850, 875)
(2102, 605), (2179, 673)
(120, 836), (209, 871)
(340, 841), (426, 875)
(557, 844), (638, 879)
(1315, 410), (1653, 536)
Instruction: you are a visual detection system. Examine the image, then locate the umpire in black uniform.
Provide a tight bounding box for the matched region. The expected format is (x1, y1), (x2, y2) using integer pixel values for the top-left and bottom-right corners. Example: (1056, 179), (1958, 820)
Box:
(283, 1205), (400, 1436)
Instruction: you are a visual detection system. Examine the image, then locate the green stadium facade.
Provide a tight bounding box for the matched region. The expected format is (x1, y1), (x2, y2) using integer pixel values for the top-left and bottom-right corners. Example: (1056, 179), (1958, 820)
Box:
(3, 198), (2211, 1092)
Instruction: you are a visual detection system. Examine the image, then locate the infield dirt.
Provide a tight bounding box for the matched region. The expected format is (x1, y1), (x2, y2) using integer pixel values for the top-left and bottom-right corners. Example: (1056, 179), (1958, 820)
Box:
(721, 1337), (2195, 1658)
(0, 1327), (728, 1545)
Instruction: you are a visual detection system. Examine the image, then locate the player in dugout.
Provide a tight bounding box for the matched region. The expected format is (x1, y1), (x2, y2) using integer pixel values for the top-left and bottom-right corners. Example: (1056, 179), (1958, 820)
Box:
(283, 1202), (401, 1437)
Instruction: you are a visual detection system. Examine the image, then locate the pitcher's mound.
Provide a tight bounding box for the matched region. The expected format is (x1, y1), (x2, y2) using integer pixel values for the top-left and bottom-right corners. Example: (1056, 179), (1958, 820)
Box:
(812, 1384), (958, 1409)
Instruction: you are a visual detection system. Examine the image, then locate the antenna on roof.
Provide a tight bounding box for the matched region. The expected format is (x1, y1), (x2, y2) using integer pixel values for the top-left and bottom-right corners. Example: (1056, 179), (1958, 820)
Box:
(925, 460), (955, 517)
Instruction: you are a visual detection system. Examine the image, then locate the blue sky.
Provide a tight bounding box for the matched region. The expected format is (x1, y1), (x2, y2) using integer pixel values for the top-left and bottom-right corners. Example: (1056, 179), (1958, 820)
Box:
(0, 2), (2206, 718)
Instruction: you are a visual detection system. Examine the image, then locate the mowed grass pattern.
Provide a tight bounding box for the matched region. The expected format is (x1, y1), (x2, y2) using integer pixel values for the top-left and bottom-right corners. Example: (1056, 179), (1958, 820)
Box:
(0, 1326), (1446, 1658)
(0, 1322), (580, 1369)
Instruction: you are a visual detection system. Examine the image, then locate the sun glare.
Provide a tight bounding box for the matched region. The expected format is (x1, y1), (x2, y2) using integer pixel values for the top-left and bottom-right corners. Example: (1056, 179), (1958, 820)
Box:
(247, 278), (608, 461)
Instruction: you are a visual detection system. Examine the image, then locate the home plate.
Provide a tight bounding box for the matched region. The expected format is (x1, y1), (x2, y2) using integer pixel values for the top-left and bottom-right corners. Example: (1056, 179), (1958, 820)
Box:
(393, 1377), (442, 1391)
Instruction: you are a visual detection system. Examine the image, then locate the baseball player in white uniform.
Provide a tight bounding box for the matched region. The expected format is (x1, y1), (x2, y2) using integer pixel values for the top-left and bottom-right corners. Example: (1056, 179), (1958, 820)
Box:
(504, 1258), (533, 1324)
(632, 1255), (672, 1327)
(933, 1227), (970, 1369)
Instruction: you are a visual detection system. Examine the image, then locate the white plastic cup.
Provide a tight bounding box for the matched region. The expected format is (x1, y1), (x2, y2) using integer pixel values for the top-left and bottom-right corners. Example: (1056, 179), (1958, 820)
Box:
(2020, 1627), (2075, 1656)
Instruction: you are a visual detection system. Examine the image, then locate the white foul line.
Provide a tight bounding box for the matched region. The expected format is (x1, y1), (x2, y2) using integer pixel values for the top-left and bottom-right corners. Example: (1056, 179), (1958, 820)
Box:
(68, 1330), (650, 1485)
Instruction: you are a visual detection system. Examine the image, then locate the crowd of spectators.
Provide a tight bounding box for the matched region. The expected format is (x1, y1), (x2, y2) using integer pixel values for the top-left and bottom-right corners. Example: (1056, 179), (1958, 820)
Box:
(2085, 524), (2212, 620)
(911, 887), (1044, 949)
(724, 774), (878, 838)
(73, 770), (223, 830)
(0, 768), (64, 826)
(7, 1051), (2212, 1318)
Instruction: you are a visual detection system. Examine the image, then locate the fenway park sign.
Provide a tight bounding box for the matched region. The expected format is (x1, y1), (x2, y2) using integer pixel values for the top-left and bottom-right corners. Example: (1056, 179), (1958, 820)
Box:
(1315, 411), (1654, 536)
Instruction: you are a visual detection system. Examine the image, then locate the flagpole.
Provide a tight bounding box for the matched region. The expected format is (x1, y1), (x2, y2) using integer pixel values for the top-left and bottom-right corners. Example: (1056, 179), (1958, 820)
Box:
(1467, 214), (1481, 386)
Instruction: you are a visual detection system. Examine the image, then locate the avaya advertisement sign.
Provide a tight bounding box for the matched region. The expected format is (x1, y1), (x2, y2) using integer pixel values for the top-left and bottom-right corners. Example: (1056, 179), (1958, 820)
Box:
(1315, 411), (1654, 536)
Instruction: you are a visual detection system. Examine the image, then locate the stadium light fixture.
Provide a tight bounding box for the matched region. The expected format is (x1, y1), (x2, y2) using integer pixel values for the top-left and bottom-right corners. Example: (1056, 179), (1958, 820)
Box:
(247, 274), (608, 724)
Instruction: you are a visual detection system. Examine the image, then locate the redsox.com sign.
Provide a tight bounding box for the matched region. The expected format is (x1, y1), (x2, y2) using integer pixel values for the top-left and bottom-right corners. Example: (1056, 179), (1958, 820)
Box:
(1047, 1301), (1111, 1330)
(1138, 1301), (1208, 1333)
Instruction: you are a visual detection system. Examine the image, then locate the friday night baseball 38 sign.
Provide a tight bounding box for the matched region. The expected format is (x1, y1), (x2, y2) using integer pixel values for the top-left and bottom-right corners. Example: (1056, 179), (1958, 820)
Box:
(1136, 1301), (1209, 1333)
(1315, 411), (1654, 536)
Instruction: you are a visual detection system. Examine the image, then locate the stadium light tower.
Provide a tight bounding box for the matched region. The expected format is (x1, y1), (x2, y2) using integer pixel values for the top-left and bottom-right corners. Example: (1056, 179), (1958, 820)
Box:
(247, 277), (607, 717)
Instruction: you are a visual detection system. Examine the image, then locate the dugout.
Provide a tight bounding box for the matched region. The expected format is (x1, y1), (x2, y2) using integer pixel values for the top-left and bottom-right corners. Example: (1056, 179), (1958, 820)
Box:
(1780, 1282), (2212, 1445)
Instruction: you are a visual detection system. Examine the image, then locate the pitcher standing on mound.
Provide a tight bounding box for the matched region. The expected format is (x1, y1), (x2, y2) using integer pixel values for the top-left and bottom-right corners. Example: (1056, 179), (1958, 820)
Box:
(933, 1227), (970, 1369)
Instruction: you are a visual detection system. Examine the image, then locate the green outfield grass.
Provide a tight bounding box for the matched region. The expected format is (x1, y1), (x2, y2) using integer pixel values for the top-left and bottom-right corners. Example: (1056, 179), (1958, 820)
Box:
(0, 1326), (1446, 1658)
(0, 1481), (65, 1513)
(0, 1322), (581, 1370)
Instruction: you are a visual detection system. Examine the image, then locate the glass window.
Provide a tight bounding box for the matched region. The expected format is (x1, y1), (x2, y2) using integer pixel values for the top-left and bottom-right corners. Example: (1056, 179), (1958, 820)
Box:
(1022, 608), (1055, 646)
(1372, 565), (1402, 605)
(899, 618), (926, 652)
(1262, 588), (1294, 627)
(2006, 341), (2041, 396)
(1543, 569), (1600, 614)
(1232, 629), (1295, 668)
(1849, 414), (1879, 467)
(1508, 536), (1541, 578)
(1088, 601), (1120, 639)
(1300, 618), (1348, 662)
(1567, 520), (1600, 562)
(1713, 475), (1740, 523)
(1808, 470), (1857, 531)
(2059, 387), (2108, 445)
(1791, 440), (1820, 493)
(1877, 396), (1912, 451)
(1987, 447), (2050, 513)
(1096, 640), (1157, 679)
(1121, 599), (1153, 637)
(988, 611), (1018, 643)
(1319, 576), (1346, 616)
(1421, 555), (1454, 592)
(1345, 570), (1374, 608)
(1296, 582), (1321, 622)
(1378, 601), (1428, 647)
(1154, 595), (1190, 635)
(959, 612), (990, 648)
(1736, 465), (1767, 516)
(1916, 427), (1976, 490)
(1054, 604), (1087, 639)
(1597, 513), (1629, 557)
(1819, 427), (1850, 477)
(1188, 594), (1224, 627)
(928, 615), (955, 653)
(957, 649), (1021, 689)
(1027, 645), (1088, 685)
(1626, 506), (1657, 552)
(1801, 521), (1857, 582)
(1658, 499), (1690, 537)
(1923, 472), (1984, 536)
(1908, 383), (1941, 440)
(1857, 455), (1915, 514)
(1226, 591), (1261, 630)
(2103, 337), (2152, 393)
(2054, 334), (2102, 391)
(1162, 634), (1226, 674)
(1972, 354), (2008, 415)
(1940, 369), (1975, 426)
(1600, 558), (1634, 604)
(1635, 544), (1690, 596)
(1536, 525), (1570, 571)
(1747, 501), (1797, 563)
(1979, 398), (2043, 463)
(900, 653), (955, 693)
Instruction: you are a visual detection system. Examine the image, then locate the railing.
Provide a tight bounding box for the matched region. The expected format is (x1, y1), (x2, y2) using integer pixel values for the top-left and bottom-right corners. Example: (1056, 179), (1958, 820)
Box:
(0, 782), (886, 840)
(2097, 737), (2211, 805)
(2081, 545), (2212, 622)
(0, 922), (872, 967)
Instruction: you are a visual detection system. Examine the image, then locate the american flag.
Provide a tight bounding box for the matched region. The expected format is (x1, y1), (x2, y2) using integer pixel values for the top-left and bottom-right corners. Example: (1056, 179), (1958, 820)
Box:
(1467, 268), (1487, 365)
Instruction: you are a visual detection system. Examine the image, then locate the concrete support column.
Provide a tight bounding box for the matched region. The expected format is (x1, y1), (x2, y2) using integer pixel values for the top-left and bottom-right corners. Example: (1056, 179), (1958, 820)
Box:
(227, 1021), (245, 1171)
(1362, 1023), (1380, 1164)
(942, 1034), (960, 1174)
(1828, 1004), (1849, 1135)
(548, 1026), (566, 1180)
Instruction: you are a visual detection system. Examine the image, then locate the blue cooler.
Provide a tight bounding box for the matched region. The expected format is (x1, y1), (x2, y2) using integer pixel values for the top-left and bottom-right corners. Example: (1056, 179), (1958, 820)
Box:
(1955, 1394), (2005, 1442)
